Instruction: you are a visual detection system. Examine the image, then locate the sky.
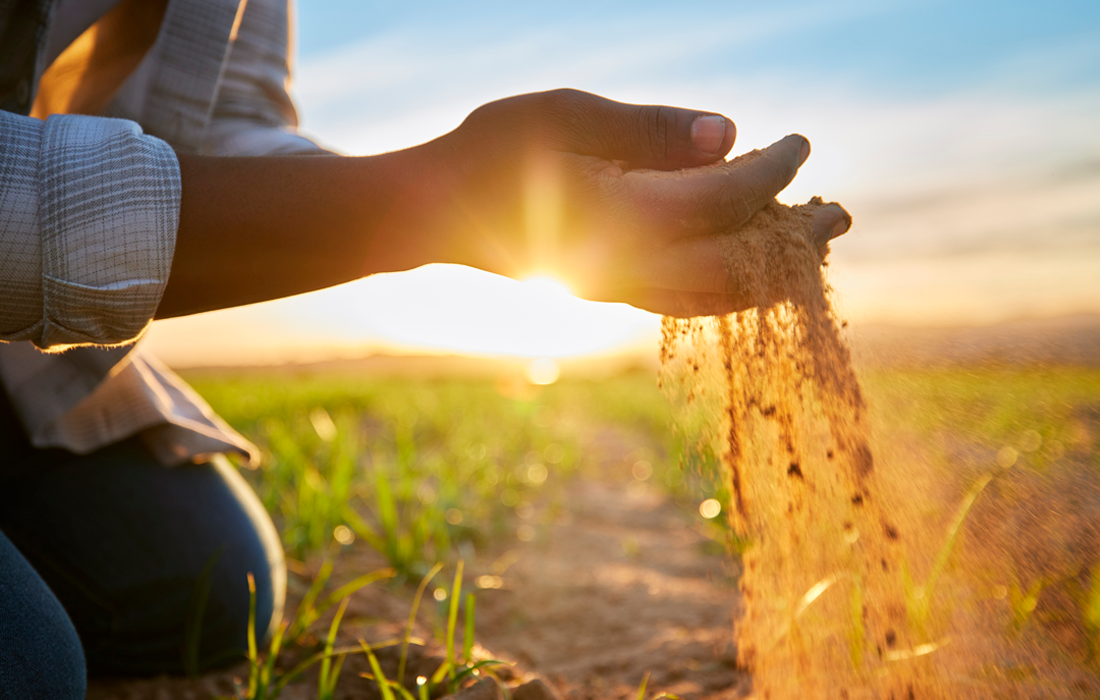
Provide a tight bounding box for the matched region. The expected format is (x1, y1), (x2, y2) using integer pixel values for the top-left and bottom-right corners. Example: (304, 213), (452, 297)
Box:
(143, 0), (1100, 366)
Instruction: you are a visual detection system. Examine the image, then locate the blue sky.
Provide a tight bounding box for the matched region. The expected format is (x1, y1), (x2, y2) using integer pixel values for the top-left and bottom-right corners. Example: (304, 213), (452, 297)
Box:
(294, 0), (1100, 97)
(146, 0), (1100, 364)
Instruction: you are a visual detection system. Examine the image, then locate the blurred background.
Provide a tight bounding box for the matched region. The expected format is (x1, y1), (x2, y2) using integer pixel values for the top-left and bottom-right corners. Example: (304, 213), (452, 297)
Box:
(144, 0), (1100, 368)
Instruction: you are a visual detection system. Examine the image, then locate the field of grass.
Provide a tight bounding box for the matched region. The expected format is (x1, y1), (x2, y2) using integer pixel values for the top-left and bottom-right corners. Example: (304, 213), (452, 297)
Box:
(183, 364), (1100, 575)
(184, 370), (716, 575)
(165, 363), (1100, 698)
(862, 366), (1100, 468)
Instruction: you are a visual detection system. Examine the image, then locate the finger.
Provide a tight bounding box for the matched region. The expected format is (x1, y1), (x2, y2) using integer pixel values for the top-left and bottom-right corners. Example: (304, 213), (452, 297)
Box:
(627, 134), (810, 236)
(594, 199), (842, 307)
(581, 234), (748, 314)
(810, 202), (852, 249)
(545, 89), (737, 170)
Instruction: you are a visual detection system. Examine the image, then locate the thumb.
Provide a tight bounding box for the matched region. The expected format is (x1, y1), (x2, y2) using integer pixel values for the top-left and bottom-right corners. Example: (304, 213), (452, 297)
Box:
(558, 91), (736, 170)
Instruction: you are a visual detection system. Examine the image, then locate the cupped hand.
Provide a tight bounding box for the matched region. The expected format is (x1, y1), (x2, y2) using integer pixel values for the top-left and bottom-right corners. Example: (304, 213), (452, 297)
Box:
(415, 89), (850, 316)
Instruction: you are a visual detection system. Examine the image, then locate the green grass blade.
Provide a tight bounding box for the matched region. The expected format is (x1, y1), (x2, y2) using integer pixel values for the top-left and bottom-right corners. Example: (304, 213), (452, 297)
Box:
(391, 684), (418, 700)
(246, 572), (259, 698)
(323, 654), (346, 700)
(316, 568), (395, 618)
(924, 472), (993, 598)
(319, 597), (350, 698)
(362, 640), (396, 700)
(429, 659), (452, 688)
(259, 620), (287, 695)
(463, 593), (476, 665)
(636, 671), (650, 700)
(342, 505), (388, 552)
(372, 453), (400, 559)
(446, 561), (464, 681)
(451, 659), (507, 687)
(360, 673), (419, 700)
(271, 648), (352, 696)
(287, 559), (333, 640)
(400, 562), (444, 684)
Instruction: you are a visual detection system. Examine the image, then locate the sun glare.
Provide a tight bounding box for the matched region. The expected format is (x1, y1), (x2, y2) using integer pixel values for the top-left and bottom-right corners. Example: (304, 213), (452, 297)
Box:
(526, 358), (561, 385)
(520, 274), (572, 298)
(143, 264), (662, 367)
(341, 264), (658, 360)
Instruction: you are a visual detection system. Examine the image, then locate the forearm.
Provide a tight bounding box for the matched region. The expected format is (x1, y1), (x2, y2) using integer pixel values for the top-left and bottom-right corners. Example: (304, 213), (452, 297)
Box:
(157, 145), (443, 318)
(157, 89), (852, 322)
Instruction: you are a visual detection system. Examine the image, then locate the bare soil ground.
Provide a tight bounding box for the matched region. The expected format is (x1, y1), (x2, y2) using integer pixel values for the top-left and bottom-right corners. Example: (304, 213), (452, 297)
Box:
(87, 427), (747, 700)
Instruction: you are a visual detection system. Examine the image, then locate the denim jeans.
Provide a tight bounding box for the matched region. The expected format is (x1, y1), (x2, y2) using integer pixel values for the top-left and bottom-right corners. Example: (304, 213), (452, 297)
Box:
(0, 390), (285, 698)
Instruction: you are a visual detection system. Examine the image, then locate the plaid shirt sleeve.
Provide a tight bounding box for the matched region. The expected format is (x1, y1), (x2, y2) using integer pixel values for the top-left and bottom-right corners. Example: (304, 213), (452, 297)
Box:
(0, 110), (180, 350)
(201, 0), (326, 156)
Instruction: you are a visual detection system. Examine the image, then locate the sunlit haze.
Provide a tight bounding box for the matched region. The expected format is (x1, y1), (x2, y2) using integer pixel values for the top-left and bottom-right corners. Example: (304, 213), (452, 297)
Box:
(143, 0), (1100, 366)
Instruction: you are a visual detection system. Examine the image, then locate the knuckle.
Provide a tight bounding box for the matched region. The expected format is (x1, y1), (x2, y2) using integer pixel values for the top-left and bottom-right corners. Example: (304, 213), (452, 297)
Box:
(637, 105), (674, 163)
(545, 87), (585, 104)
(539, 89), (594, 147)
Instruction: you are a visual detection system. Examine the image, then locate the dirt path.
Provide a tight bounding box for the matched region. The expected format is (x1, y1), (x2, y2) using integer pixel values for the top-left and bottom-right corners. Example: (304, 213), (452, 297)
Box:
(87, 428), (747, 700)
(472, 477), (746, 700)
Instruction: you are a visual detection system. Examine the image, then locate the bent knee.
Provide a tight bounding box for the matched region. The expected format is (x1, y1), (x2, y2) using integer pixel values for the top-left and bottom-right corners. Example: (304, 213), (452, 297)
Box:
(0, 534), (86, 699)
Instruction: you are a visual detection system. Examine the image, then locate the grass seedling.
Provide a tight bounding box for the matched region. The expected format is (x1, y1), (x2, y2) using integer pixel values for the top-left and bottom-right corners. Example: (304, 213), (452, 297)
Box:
(287, 559), (333, 641)
(412, 561), (506, 697)
(247, 573), (260, 698)
(288, 564), (394, 643)
(359, 639), (427, 700)
(904, 471), (993, 632)
(216, 566), (397, 700)
(445, 561), (464, 682)
(344, 449), (451, 580)
(318, 597), (350, 700)
(463, 592), (476, 665)
(633, 671), (681, 700)
(362, 640), (397, 700)
(399, 562), (444, 685)
(258, 621), (287, 698)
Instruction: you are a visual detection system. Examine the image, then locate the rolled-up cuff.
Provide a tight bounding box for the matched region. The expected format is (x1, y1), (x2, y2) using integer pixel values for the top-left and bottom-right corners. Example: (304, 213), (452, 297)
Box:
(34, 114), (179, 349)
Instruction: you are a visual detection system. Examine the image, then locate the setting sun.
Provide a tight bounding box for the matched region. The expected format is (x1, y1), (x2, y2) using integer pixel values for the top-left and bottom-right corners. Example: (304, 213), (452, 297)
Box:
(143, 264), (660, 366)
(519, 274), (573, 299)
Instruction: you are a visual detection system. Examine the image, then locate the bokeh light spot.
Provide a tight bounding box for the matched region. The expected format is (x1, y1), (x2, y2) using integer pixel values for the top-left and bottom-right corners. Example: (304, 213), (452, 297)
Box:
(699, 498), (722, 519)
(333, 524), (354, 545)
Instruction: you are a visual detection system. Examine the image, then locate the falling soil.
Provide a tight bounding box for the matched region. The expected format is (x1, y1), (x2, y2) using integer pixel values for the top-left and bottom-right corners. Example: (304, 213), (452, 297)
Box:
(658, 152), (1100, 698)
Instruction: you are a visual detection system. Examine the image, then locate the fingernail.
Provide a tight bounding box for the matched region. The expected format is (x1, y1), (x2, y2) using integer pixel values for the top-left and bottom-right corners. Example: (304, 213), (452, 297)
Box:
(797, 137), (811, 167)
(813, 205), (851, 248)
(691, 115), (726, 155)
(832, 215), (851, 239)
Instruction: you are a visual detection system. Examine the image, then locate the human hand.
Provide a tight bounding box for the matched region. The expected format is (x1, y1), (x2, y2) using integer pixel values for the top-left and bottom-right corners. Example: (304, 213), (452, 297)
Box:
(411, 89), (850, 316)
